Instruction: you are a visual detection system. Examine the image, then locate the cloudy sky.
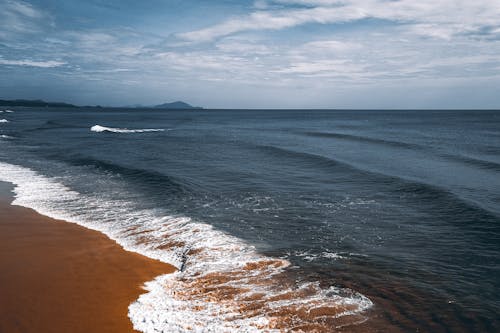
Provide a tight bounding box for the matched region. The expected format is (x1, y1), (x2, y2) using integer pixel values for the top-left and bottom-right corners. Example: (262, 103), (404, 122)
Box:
(1, 0), (499, 108)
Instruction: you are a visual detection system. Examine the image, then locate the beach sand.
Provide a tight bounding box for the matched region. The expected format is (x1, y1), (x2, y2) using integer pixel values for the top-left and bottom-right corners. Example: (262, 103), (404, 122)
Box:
(0, 181), (176, 333)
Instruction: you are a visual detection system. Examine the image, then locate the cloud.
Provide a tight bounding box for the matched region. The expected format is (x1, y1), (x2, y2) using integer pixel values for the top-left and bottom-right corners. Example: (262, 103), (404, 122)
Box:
(178, 6), (364, 42)
(0, 0), (53, 37)
(215, 40), (271, 54)
(6, 0), (42, 18)
(299, 40), (361, 53)
(0, 58), (66, 68)
(178, 0), (500, 42)
(273, 59), (365, 75)
(154, 52), (251, 72)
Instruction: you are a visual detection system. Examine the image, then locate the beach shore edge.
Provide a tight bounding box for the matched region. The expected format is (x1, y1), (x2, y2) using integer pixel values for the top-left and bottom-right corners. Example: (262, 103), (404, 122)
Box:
(0, 180), (176, 333)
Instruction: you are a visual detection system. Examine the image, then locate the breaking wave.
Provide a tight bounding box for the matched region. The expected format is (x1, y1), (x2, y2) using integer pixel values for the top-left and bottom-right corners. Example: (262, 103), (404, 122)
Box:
(0, 161), (372, 332)
(91, 125), (165, 133)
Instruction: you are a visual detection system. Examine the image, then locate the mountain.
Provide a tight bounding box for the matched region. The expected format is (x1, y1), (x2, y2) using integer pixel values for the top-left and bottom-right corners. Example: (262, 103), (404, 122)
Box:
(0, 99), (77, 108)
(0, 98), (202, 110)
(154, 101), (202, 110)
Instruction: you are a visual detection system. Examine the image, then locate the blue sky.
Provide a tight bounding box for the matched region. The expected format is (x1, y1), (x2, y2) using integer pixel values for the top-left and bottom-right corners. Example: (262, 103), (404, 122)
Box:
(1, 0), (499, 108)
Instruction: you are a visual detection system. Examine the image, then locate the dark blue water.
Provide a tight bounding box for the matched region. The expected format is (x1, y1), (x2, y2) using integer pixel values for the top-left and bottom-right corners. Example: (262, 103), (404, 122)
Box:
(1, 108), (499, 331)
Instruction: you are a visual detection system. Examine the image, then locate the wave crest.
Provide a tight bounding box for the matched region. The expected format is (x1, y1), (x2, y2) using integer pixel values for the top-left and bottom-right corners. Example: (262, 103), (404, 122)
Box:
(0, 161), (372, 332)
(91, 125), (165, 133)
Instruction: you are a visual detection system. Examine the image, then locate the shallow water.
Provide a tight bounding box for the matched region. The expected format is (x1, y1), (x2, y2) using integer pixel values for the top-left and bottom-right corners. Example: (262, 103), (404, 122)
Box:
(0, 108), (499, 331)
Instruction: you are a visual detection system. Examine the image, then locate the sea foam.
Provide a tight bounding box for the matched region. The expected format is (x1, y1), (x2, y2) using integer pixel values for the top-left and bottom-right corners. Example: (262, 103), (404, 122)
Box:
(0, 161), (372, 332)
(0, 119), (9, 123)
(91, 125), (165, 133)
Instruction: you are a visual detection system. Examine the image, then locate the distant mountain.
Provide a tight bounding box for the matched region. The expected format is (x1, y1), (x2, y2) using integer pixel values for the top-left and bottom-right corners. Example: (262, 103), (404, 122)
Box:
(154, 101), (202, 110)
(0, 99), (77, 108)
(0, 98), (202, 110)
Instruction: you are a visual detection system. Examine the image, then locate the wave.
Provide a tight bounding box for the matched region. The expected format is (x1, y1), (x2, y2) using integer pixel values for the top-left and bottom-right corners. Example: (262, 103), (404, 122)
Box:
(41, 120), (80, 129)
(0, 161), (372, 332)
(256, 144), (375, 178)
(0, 110), (14, 113)
(91, 125), (166, 133)
(0, 119), (9, 123)
(304, 131), (500, 172)
(303, 131), (422, 150)
(0, 134), (14, 139)
(23, 120), (85, 133)
(69, 157), (189, 194)
(257, 145), (500, 221)
(441, 153), (500, 172)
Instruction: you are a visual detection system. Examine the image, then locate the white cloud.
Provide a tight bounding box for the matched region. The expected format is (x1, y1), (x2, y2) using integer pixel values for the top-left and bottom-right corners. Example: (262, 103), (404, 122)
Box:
(216, 41), (271, 54)
(0, 58), (66, 68)
(67, 31), (116, 49)
(154, 52), (250, 72)
(299, 40), (361, 53)
(273, 59), (365, 74)
(0, 0), (52, 37)
(178, 6), (364, 41)
(6, 0), (42, 18)
(178, 0), (500, 42)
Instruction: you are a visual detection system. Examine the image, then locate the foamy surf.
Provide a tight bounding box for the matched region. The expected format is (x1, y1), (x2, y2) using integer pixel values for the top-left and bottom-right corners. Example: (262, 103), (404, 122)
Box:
(91, 125), (165, 133)
(0, 161), (372, 332)
(0, 119), (9, 123)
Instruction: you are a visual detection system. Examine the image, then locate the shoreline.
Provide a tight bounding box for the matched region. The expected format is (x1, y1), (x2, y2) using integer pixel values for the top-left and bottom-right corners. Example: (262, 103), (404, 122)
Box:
(0, 181), (176, 333)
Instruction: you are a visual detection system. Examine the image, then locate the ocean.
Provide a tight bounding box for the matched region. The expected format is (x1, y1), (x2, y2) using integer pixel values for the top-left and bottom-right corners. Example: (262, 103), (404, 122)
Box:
(0, 108), (499, 332)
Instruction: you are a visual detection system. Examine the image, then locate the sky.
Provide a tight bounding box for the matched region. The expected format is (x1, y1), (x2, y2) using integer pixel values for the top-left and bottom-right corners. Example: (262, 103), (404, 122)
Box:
(1, 0), (500, 108)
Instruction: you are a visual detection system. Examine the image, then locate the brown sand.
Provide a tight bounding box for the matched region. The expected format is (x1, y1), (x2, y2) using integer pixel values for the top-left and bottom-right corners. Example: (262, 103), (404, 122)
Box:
(0, 183), (176, 333)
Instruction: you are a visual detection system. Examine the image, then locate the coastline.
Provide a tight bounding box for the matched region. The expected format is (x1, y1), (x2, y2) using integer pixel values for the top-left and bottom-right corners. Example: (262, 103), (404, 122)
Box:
(0, 181), (176, 333)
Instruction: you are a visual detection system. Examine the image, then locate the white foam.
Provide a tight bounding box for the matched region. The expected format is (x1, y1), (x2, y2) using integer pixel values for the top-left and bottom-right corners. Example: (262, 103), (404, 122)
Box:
(322, 251), (346, 259)
(0, 119), (9, 123)
(0, 161), (373, 332)
(0, 135), (14, 139)
(5, 110), (14, 113)
(291, 250), (346, 262)
(91, 125), (165, 133)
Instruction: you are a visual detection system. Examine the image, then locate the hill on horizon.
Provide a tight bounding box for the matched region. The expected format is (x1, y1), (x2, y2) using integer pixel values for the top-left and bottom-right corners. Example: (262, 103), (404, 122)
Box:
(0, 99), (76, 108)
(154, 101), (202, 109)
(0, 98), (203, 110)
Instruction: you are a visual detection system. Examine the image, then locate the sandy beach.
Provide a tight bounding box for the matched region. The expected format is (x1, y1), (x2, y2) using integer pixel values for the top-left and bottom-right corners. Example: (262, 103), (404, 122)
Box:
(0, 181), (175, 333)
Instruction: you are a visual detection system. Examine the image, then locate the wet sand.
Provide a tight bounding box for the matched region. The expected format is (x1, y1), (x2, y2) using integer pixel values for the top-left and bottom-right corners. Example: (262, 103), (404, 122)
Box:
(0, 182), (176, 333)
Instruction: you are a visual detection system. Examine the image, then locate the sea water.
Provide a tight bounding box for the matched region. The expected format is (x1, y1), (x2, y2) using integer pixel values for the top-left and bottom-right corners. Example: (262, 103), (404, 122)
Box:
(0, 108), (499, 332)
